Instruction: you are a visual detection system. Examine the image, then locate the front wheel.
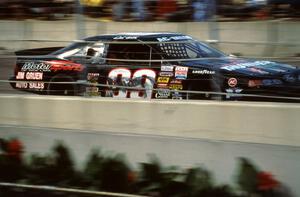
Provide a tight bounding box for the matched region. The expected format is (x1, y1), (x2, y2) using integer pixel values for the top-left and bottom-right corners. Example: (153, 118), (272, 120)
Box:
(184, 77), (225, 101)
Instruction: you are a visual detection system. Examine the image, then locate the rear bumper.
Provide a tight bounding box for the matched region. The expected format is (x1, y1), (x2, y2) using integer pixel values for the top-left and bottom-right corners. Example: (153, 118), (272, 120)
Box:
(9, 76), (16, 89)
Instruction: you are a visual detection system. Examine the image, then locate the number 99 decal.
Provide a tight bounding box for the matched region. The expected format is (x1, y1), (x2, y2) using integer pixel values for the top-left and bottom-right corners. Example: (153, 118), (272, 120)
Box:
(107, 68), (156, 99)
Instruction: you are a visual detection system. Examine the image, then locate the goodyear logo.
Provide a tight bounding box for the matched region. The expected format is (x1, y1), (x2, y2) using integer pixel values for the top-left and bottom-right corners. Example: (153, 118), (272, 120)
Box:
(157, 77), (170, 83)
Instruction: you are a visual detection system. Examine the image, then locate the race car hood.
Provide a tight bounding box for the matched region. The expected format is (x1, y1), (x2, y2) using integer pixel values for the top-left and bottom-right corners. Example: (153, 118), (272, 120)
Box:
(181, 57), (299, 77)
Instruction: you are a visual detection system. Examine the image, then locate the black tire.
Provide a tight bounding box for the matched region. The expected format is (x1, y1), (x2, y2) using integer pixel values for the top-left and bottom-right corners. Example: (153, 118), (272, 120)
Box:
(184, 80), (210, 100)
(47, 75), (77, 96)
(209, 75), (225, 101)
(185, 75), (225, 101)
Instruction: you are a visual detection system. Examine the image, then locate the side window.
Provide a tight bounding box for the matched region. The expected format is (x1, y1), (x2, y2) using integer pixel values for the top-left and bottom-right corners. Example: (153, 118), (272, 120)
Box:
(62, 42), (106, 63)
(106, 44), (151, 66)
(149, 44), (164, 61)
(86, 42), (106, 63)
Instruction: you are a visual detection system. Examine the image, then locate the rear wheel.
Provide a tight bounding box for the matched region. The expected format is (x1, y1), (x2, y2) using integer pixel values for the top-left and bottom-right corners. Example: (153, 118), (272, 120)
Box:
(47, 75), (77, 96)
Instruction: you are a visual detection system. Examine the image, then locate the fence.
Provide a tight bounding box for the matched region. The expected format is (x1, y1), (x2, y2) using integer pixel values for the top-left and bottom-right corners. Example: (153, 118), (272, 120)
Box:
(0, 183), (147, 197)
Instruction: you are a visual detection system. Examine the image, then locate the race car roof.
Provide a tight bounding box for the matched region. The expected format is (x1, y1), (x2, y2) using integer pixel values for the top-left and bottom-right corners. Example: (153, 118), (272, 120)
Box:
(84, 32), (193, 42)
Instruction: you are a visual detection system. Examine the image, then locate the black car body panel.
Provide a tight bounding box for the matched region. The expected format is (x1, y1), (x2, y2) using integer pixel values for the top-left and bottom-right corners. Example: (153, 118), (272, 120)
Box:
(9, 32), (300, 101)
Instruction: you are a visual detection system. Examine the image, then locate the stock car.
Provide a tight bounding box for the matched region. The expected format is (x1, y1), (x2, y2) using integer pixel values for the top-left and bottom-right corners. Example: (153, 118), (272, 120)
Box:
(9, 32), (300, 101)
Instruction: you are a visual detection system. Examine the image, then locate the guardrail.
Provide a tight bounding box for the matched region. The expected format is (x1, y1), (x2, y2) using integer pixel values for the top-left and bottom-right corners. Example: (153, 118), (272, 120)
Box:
(0, 182), (147, 197)
(1, 79), (300, 102)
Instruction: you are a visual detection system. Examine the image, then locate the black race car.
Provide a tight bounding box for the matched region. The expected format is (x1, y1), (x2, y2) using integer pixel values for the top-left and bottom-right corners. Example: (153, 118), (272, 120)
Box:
(9, 32), (300, 101)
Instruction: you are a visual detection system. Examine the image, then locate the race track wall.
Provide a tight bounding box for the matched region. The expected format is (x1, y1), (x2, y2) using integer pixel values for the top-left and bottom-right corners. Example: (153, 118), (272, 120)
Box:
(0, 95), (300, 195)
(0, 95), (299, 146)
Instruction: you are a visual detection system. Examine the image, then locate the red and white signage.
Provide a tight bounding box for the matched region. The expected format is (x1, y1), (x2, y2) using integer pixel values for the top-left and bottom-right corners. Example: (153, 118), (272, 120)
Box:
(228, 78), (238, 87)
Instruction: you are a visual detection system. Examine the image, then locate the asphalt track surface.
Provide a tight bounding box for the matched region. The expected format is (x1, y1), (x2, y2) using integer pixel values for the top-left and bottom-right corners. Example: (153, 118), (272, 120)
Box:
(1, 50), (300, 96)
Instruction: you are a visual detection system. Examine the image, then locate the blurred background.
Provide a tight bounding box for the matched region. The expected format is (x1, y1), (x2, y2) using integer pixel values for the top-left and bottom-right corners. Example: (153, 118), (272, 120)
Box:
(0, 0), (300, 59)
(0, 0), (299, 21)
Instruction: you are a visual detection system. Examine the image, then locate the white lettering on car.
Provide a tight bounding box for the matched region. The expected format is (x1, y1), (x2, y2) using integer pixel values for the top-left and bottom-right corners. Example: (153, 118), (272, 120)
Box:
(175, 66), (188, 79)
(16, 72), (25, 79)
(221, 61), (272, 71)
(29, 82), (44, 89)
(192, 70), (215, 75)
(25, 72), (43, 80)
(107, 68), (156, 99)
(15, 82), (28, 89)
(21, 62), (51, 72)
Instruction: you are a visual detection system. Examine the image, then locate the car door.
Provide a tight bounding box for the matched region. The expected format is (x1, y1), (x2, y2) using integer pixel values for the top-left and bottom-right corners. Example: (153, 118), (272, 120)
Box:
(99, 42), (158, 99)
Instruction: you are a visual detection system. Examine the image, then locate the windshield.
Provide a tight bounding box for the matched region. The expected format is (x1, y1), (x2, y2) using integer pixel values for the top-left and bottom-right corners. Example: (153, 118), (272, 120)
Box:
(51, 42), (105, 60)
(51, 42), (88, 56)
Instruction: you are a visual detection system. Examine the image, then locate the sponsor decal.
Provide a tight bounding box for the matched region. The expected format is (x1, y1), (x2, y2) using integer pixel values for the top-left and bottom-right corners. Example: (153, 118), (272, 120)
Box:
(16, 82), (44, 89)
(87, 73), (100, 81)
(157, 36), (192, 42)
(169, 84), (183, 90)
(248, 67), (269, 75)
(155, 89), (170, 99)
(21, 62), (51, 72)
(157, 83), (168, 88)
(29, 82), (44, 89)
(248, 80), (262, 87)
(172, 91), (183, 99)
(283, 74), (296, 83)
(21, 61), (84, 72)
(16, 71), (43, 80)
(85, 86), (99, 93)
(175, 66), (188, 79)
(225, 88), (243, 98)
(176, 66), (188, 72)
(25, 72), (43, 80)
(159, 72), (173, 77)
(161, 65), (174, 72)
(228, 78), (238, 87)
(49, 61), (83, 72)
(16, 72), (25, 79)
(157, 77), (170, 83)
(15, 82), (28, 89)
(221, 61), (272, 71)
(113, 36), (138, 40)
(170, 79), (182, 84)
(86, 73), (100, 96)
(262, 79), (282, 86)
(226, 88), (243, 94)
(192, 70), (215, 75)
(250, 78), (285, 87)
